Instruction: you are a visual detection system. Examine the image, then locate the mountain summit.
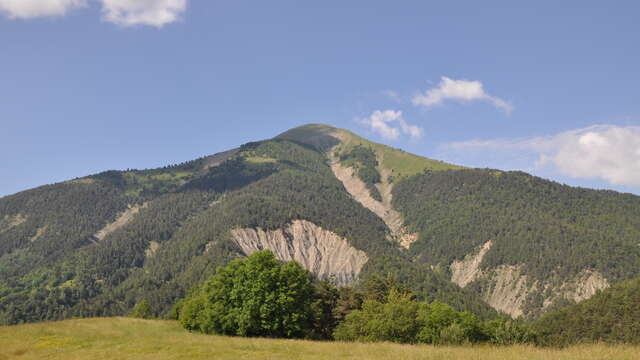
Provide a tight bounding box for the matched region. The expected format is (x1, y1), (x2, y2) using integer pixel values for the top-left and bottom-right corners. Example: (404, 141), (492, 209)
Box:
(1, 124), (639, 324)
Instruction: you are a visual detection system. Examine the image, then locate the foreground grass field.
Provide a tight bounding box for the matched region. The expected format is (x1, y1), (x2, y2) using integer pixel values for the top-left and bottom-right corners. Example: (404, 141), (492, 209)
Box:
(0, 318), (638, 360)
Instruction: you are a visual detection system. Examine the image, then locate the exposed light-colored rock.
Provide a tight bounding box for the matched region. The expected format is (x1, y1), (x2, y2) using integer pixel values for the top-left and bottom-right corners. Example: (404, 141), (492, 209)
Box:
(451, 243), (610, 317)
(557, 269), (610, 303)
(145, 241), (160, 258)
(449, 245), (531, 317)
(231, 220), (368, 286)
(482, 265), (531, 318)
(398, 233), (419, 249)
(94, 203), (147, 241)
(451, 241), (493, 287)
(0, 214), (27, 232)
(30, 225), (48, 242)
(328, 152), (417, 249)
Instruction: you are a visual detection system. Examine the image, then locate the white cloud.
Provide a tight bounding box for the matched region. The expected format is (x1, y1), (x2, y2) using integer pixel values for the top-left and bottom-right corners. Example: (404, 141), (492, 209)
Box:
(358, 110), (423, 141)
(413, 76), (513, 115)
(442, 125), (640, 187)
(0, 0), (86, 19)
(100, 0), (186, 27)
(0, 0), (186, 27)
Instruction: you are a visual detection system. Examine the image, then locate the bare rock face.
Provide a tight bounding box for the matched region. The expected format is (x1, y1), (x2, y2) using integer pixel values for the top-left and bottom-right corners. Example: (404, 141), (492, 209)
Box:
(482, 265), (531, 318)
(0, 214), (26, 233)
(451, 241), (493, 287)
(94, 203), (147, 241)
(29, 225), (48, 242)
(328, 152), (417, 249)
(450, 241), (610, 318)
(230, 220), (369, 286)
(551, 269), (610, 304)
(145, 241), (160, 258)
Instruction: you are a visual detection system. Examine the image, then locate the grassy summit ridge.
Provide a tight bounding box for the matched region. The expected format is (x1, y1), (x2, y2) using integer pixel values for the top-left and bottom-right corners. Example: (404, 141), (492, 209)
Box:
(277, 124), (462, 182)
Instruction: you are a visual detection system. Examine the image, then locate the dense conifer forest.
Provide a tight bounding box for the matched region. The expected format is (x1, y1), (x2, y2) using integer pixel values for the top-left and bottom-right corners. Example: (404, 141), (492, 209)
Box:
(1, 124), (639, 345)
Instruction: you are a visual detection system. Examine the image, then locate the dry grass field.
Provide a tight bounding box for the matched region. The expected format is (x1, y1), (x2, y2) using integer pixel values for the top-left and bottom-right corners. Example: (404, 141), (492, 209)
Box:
(0, 317), (637, 360)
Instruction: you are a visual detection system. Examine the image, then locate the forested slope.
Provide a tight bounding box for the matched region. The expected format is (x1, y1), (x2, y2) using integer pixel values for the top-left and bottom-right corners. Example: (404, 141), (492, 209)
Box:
(534, 276), (640, 345)
(393, 169), (640, 318)
(0, 129), (496, 324)
(2, 123), (639, 327)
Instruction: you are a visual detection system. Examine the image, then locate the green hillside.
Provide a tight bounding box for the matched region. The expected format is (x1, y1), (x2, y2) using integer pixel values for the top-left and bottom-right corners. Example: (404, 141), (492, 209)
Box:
(0, 128), (494, 325)
(2, 123), (640, 340)
(534, 276), (640, 346)
(393, 169), (640, 318)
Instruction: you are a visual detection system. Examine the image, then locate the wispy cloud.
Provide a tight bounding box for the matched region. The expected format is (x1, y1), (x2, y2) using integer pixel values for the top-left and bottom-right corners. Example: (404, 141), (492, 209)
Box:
(0, 0), (86, 19)
(0, 0), (187, 27)
(441, 125), (640, 187)
(101, 0), (186, 27)
(413, 76), (513, 115)
(357, 110), (423, 141)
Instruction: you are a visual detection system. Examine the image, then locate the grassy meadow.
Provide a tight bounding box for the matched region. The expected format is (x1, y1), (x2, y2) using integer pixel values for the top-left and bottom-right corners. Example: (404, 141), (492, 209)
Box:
(0, 318), (638, 360)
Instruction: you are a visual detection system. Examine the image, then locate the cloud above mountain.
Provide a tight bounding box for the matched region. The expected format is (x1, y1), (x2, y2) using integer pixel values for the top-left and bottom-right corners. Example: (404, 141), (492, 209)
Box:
(0, 0), (186, 27)
(442, 125), (640, 187)
(358, 110), (423, 141)
(101, 0), (186, 27)
(0, 0), (86, 18)
(413, 76), (513, 115)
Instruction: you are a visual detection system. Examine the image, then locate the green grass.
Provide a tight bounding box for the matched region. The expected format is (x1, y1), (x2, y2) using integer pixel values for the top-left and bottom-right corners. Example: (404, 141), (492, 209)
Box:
(278, 123), (463, 182)
(118, 170), (194, 197)
(149, 171), (192, 181)
(244, 156), (277, 164)
(332, 128), (463, 182)
(1, 318), (638, 360)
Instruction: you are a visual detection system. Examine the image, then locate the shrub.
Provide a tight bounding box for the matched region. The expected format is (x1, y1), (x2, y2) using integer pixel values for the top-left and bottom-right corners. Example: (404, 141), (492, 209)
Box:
(130, 300), (154, 319)
(335, 294), (486, 345)
(416, 301), (483, 344)
(179, 250), (315, 338)
(483, 318), (536, 345)
(334, 290), (421, 343)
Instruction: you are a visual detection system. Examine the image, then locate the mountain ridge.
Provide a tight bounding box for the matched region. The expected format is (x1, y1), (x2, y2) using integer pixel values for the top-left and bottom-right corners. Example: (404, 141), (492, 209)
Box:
(1, 123), (639, 324)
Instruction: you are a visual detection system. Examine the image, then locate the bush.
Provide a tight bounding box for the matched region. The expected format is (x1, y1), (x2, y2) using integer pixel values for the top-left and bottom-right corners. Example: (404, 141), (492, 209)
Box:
(179, 250), (316, 338)
(130, 300), (154, 319)
(167, 299), (185, 320)
(438, 323), (467, 345)
(334, 293), (487, 345)
(416, 301), (483, 344)
(334, 290), (421, 343)
(483, 318), (536, 345)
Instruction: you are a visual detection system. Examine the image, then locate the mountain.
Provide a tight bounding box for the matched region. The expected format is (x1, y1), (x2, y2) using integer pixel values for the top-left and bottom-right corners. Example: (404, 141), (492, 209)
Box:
(1, 124), (639, 325)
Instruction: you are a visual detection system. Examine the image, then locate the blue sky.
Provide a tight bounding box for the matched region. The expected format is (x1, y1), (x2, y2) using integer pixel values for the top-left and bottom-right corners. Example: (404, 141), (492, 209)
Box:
(1, 1), (639, 197)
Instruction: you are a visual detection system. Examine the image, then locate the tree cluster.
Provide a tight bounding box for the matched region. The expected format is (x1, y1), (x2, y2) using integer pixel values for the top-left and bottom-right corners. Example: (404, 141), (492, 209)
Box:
(176, 251), (535, 344)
